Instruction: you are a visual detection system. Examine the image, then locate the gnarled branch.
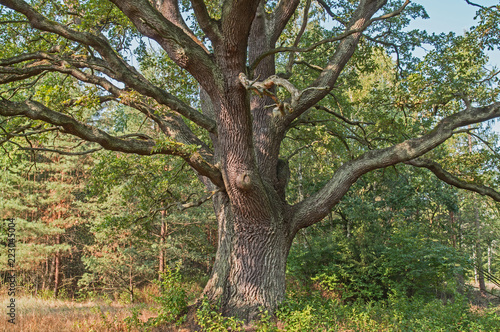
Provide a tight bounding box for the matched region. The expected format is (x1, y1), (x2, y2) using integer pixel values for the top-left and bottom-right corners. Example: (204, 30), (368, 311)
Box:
(239, 73), (328, 115)
(291, 101), (500, 232)
(283, 0), (411, 124)
(108, 0), (217, 79)
(190, 0), (221, 43)
(0, 0), (217, 133)
(405, 158), (500, 201)
(0, 99), (224, 187)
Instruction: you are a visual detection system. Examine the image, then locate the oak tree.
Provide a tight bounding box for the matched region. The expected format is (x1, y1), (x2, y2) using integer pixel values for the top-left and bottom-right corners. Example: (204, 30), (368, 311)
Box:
(1, 0), (500, 320)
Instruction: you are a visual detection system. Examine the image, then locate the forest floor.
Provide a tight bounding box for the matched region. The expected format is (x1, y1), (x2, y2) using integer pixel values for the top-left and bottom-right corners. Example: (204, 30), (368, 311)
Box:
(1, 283), (500, 332)
(469, 281), (500, 305)
(0, 295), (154, 332)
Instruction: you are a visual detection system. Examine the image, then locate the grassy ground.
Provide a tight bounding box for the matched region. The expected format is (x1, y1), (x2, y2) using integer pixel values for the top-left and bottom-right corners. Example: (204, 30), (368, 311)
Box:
(1, 283), (499, 332)
(0, 295), (154, 332)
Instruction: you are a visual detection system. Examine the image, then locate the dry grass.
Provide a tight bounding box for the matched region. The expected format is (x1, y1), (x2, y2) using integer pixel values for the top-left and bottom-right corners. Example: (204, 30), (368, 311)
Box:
(0, 280), (204, 332)
(2, 281), (498, 332)
(0, 295), (156, 332)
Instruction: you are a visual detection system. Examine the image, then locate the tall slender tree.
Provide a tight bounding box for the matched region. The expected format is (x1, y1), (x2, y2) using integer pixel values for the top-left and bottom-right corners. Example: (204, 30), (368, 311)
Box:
(0, 144), (87, 296)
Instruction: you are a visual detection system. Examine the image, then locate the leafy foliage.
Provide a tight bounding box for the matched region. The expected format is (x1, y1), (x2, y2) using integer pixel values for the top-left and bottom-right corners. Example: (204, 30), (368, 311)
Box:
(196, 297), (245, 332)
(148, 262), (188, 327)
(0, 0), (500, 327)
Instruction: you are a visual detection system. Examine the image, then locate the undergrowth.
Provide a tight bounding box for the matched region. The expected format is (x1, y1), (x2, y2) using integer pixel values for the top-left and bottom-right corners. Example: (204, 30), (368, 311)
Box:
(4, 270), (499, 331)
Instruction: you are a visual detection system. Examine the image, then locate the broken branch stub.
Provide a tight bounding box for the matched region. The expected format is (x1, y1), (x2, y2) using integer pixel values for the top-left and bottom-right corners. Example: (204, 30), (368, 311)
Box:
(238, 73), (328, 116)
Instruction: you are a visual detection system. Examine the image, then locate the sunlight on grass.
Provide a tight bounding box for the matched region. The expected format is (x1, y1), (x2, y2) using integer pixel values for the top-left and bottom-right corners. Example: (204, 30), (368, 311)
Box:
(0, 295), (154, 332)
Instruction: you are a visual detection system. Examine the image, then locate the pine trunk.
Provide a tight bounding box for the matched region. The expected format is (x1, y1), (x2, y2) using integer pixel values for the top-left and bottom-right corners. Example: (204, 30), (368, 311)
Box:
(488, 244), (492, 279)
(48, 255), (55, 293)
(475, 206), (486, 295)
(54, 234), (61, 298)
(159, 214), (166, 281)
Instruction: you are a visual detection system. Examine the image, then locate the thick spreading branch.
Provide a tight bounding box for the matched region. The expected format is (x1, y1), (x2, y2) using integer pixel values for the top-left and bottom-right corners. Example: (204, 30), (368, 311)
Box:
(190, 0), (221, 43)
(108, 0), (218, 84)
(0, 99), (223, 187)
(405, 158), (500, 202)
(283, 0), (412, 124)
(291, 102), (500, 232)
(0, 0), (217, 133)
(0, 51), (218, 177)
(252, 0), (408, 72)
(220, 0), (261, 53)
(247, 0), (400, 132)
(149, 0), (201, 42)
(271, 0), (301, 45)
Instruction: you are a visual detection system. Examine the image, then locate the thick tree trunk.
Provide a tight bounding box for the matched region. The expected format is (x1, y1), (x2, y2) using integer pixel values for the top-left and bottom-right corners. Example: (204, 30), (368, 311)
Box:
(196, 29), (295, 318)
(202, 192), (293, 321)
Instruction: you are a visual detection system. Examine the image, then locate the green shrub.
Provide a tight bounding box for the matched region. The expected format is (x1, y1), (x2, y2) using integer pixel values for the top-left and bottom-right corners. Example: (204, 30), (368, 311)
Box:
(379, 234), (468, 299)
(148, 262), (188, 327)
(276, 305), (318, 332)
(274, 291), (500, 331)
(38, 289), (55, 300)
(289, 229), (467, 302)
(195, 297), (244, 331)
(254, 309), (278, 332)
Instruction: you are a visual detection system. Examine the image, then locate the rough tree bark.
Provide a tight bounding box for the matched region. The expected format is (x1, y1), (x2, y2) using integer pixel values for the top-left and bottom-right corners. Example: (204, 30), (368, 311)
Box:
(202, 192), (293, 319)
(1, 0), (500, 322)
